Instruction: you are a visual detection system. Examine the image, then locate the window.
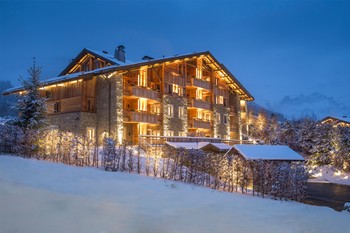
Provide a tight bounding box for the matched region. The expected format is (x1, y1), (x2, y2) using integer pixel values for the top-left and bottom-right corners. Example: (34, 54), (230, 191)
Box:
(87, 127), (95, 140)
(138, 67), (147, 87)
(151, 104), (161, 115)
(204, 112), (211, 121)
(138, 98), (147, 112)
(216, 96), (224, 105)
(196, 89), (203, 100)
(167, 105), (174, 118)
(178, 106), (184, 118)
(173, 84), (179, 94)
(197, 109), (203, 119)
(216, 113), (221, 124)
(196, 59), (202, 79)
(223, 114), (228, 124)
(172, 84), (183, 97)
(168, 84), (172, 94)
(54, 102), (60, 113)
(94, 59), (100, 69)
(179, 131), (186, 137)
(83, 63), (89, 72)
(167, 131), (174, 136)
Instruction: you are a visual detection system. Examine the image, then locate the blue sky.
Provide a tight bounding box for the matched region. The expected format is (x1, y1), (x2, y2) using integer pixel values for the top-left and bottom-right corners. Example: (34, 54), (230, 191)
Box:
(1, 0), (349, 117)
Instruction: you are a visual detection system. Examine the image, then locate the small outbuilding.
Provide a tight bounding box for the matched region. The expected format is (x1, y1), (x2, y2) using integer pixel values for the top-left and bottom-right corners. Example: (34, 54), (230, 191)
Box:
(224, 144), (306, 200)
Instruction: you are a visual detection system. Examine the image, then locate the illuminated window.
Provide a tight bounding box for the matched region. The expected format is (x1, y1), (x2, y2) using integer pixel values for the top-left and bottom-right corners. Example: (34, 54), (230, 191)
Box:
(138, 98), (147, 112)
(204, 112), (211, 121)
(178, 106), (184, 118)
(179, 131), (186, 137)
(197, 109), (203, 119)
(216, 96), (224, 105)
(151, 104), (161, 114)
(167, 105), (174, 118)
(196, 89), (203, 100)
(172, 84), (183, 96)
(167, 131), (174, 136)
(173, 84), (179, 93)
(138, 67), (147, 87)
(87, 127), (95, 140)
(196, 59), (202, 79)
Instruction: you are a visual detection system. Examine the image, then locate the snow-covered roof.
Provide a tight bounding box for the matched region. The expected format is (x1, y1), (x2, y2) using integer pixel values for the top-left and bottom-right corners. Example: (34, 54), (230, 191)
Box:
(2, 65), (119, 95)
(165, 141), (232, 152)
(2, 49), (254, 100)
(85, 48), (133, 65)
(165, 142), (199, 149)
(232, 145), (304, 161)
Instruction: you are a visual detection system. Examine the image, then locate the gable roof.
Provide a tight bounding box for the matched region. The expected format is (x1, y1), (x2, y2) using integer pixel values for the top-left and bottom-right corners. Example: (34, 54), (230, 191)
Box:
(165, 141), (232, 152)
(230, 145), (304, 161)
(58, 48), (131, 76)
(3, 50), (254, 100)
(320, 116), (350, 125)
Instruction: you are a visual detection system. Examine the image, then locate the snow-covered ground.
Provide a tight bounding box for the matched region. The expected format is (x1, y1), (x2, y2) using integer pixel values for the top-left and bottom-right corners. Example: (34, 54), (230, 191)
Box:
(308, 165), (350, 186)
(0, 155), (348, 233)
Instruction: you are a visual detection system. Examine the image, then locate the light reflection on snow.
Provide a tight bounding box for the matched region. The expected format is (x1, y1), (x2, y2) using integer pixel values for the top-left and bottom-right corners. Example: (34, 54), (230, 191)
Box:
(334, 171), (342, 176)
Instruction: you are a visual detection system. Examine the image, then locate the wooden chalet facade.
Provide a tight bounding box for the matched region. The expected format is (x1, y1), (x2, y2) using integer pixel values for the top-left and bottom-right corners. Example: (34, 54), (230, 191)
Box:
(320, 116), (350, 127)
(4, 45), (254, 145)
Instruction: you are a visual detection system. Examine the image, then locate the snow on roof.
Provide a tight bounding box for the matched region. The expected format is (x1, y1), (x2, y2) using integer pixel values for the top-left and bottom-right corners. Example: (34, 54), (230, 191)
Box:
(233, 145), (304, 161)
(2, 65), (120, 95)
(85, 48), (133, 65)
(210, 143), (232, 150)
(165, 142), (199, 149)
(165, 141), (232, 151)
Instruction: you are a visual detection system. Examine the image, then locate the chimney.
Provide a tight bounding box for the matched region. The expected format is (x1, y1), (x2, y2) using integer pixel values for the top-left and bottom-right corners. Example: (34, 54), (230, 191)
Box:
(114, 45), (125, 62)
(142, 55), (154, 61)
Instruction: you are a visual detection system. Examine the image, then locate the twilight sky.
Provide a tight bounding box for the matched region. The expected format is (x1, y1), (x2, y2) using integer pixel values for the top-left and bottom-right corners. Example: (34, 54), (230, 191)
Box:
(1, 0), (349, 118)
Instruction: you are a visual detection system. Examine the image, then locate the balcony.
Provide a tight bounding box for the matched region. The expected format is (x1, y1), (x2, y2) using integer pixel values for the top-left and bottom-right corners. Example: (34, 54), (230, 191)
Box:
(187, 77), (211, 90)
(47, 96), (82, 114)
(164, 74), (186, 86)
(188, 119), (212, 129)
(213, 86), (229, 98)
(124, 86), (160, 101)
(124, 110), (160, 124)
(188, 99), (212, 111)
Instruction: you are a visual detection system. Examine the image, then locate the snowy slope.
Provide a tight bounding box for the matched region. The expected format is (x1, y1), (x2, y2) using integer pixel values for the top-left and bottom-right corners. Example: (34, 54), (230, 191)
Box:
(0, 155), (348, 233)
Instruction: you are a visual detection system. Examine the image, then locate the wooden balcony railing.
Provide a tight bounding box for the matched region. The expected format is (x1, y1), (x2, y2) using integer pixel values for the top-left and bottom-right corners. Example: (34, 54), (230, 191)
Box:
(213, 86), (229, 98)
(164, 74), (186, 86)
(188, 119), (212, 129)
(187, 77), (211, 90)
(188, 99), (212, 111)
(124, 86), (160, 101)
(47, 96), (82, 114)
(124, 110), (160, 124)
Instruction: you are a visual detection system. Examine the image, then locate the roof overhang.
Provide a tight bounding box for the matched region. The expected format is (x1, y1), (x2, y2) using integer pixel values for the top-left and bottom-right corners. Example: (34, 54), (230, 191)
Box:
(3, 51), (254, 101)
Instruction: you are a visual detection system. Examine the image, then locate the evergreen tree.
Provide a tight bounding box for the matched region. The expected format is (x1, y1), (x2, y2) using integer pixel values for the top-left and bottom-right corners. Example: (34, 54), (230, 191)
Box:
(14, 59), (47, 130)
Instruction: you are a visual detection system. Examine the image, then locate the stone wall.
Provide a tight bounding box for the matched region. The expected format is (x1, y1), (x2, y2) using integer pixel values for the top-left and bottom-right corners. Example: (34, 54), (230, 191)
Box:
(213, 105), (230, 138)
(95, 73), (124, 145)
(229, 92), (241, 139)
(163, 95), (188, 136)
(48, 112), (97, 137)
